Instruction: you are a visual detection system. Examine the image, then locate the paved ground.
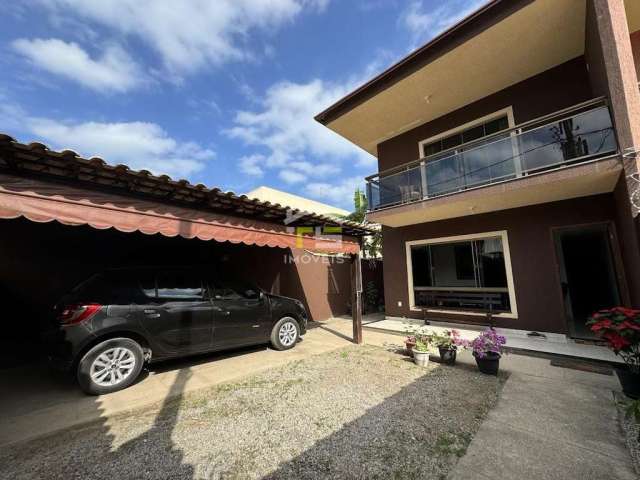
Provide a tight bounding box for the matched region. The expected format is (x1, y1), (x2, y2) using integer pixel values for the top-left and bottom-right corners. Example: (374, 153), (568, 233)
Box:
(0, 316), (636, 479)
(448, 365), (637, 480)
(364, 317), (621, 363)
(0, 344), (504, 480)
(0, 322), (353, 446)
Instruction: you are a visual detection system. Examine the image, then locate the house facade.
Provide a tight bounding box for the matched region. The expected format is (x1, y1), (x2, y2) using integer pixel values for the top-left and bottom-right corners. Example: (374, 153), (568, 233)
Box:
(316, 0), (640, 338)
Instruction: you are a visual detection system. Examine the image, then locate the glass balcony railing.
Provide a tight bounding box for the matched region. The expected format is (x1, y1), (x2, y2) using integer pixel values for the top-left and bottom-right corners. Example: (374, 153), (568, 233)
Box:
(366, 101), (618, 211)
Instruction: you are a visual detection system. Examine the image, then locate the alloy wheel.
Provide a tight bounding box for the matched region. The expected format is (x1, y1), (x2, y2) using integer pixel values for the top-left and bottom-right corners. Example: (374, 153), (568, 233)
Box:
(278, 321), (298, 347)
(89, 347), (137, 387)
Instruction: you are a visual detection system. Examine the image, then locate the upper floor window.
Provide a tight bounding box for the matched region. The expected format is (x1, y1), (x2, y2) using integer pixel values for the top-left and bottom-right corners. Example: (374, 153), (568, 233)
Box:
(420, 113), (511, 158)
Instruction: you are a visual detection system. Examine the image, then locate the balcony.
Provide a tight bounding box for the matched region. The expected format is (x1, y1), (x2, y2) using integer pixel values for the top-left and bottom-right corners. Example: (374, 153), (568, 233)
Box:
(366, 99), (621, 225)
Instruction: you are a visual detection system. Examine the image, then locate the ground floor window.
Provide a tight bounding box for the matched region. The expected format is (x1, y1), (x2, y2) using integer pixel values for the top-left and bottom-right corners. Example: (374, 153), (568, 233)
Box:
(407, 231), (517, 315)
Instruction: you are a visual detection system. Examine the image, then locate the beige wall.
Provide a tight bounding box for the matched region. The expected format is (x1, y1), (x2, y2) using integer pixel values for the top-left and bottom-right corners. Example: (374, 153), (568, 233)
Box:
(246, 186), (349, 217)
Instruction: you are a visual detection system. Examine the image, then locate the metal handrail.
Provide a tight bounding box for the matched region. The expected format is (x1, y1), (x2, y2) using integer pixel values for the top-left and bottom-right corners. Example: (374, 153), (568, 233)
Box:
(366, 100), (618, 211)
(365, 96), (608, 181)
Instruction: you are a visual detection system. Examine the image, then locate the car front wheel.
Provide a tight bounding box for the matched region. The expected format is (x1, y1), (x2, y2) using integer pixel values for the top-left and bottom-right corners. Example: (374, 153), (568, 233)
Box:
(77, 338), (144, 395)
(270, 317), (300, 351)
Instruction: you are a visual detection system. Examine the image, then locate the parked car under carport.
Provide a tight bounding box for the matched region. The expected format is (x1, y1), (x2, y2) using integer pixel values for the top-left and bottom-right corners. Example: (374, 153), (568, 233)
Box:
(0, 134), (373, 393)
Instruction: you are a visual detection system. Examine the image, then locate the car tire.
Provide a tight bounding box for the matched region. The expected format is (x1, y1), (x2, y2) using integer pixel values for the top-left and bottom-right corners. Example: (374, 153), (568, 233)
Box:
(270, 317), (300, 351)
(77, 338), (144, 395)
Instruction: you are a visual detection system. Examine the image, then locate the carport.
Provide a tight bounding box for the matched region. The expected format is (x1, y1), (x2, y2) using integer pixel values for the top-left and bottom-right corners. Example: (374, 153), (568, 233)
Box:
(0, 133), (373, 367)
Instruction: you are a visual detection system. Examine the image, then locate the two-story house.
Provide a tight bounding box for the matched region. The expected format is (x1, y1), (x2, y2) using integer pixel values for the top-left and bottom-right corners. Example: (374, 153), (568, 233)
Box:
(316, 0), (640, 339)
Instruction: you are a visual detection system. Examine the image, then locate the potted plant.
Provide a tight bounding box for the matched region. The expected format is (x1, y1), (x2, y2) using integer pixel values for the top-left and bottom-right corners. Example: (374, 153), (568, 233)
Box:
(432, 330), (463, 365)
(470, 328), (506, 375)
(412, 333), (432, 367)
(405, 335), (416, 356)
(587, 307), (640, 399)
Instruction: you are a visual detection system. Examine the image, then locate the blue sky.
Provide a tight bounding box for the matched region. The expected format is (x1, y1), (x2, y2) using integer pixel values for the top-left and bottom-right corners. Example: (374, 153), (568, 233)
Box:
(0, 0), (485, 210)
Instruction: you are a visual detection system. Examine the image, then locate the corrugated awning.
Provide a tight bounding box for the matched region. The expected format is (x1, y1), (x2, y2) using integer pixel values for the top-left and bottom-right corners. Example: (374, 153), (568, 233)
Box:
(0, 174), (361, 253)
(0, 134), (374, 254)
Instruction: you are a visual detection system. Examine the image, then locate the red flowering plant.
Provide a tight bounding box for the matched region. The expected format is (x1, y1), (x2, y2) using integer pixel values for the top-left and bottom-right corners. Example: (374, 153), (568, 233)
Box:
(587, 307), (640, 373)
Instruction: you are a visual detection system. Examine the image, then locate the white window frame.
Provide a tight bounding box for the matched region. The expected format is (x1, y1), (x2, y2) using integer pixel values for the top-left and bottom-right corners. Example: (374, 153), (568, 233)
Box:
(417, 106), (516, 158)
(405, 230), (518, 319)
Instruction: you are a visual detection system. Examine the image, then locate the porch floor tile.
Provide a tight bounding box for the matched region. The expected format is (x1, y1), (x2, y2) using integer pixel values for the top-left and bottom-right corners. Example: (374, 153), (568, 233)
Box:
(361, 316), (622, 363)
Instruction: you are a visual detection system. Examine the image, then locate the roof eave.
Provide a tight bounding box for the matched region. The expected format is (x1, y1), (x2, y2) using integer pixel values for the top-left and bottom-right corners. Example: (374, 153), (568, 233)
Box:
(314, 0), (534, 126)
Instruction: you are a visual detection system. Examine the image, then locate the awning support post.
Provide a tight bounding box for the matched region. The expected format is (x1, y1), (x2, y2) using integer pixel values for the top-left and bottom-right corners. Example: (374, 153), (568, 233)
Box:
(351, 241), (363, 344)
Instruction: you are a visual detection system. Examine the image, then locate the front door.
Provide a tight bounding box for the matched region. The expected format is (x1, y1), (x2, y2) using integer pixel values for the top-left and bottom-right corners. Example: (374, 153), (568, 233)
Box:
(554, 224), (622, 339)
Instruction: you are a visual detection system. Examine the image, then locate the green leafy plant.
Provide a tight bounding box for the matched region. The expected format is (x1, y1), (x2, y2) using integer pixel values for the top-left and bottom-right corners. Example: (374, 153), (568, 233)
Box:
(335, 187), (381, 259)
(413, 332), (433, 353)
(431, 330), (466, 349)
(364, 280), (379, 313)
(626, 398), (640, 423)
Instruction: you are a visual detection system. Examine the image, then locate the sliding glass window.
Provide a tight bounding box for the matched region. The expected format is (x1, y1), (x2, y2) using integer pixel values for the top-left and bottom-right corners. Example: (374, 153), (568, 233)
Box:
(410, 236), (511, 313)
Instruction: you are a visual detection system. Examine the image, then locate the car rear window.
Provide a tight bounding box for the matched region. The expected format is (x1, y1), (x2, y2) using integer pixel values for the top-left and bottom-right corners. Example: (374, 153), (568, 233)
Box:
(71, 273), (136, 304)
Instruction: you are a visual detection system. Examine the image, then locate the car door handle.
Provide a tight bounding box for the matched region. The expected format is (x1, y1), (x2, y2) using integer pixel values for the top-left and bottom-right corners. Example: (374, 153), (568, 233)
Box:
(143, 309), (160, 318)
(212, 307), (230, 316)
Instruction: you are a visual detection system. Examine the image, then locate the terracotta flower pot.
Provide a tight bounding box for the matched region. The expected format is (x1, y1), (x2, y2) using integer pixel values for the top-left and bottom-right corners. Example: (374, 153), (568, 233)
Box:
(405, 341), (416, 356)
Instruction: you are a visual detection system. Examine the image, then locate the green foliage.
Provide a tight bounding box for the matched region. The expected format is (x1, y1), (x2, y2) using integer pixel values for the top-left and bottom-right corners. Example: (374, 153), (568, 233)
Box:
(344, 187), (382, 259)
(626, 398), (640, 423)
(347, 188), (367, 223)
(413, 332), (434, 352)
(364, 280), (380, 313)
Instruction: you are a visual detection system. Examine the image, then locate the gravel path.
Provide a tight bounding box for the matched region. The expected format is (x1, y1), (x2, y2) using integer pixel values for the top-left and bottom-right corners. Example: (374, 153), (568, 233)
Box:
(0, 345), (504, 479)
(615, 392), (640, 476)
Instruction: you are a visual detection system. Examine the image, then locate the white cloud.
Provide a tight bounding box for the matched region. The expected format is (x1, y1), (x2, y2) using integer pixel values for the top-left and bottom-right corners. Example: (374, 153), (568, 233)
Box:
(38, 0), (330, 75)
(225, 78), (375, 184)
(12, 38), (143, 92)
(279, 169), (306, 184)
(306, 176), (366, 209)
(239, 154), (266, 177)
(289, 161), (339, 177)
(0, 102), (214, 178)
(401, 0), (488, 44)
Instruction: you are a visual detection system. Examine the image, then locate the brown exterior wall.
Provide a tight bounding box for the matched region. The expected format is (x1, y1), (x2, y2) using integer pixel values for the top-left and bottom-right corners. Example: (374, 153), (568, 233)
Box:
(587, 0), (640, 307)
(376, 57), (593, 172)
(629, 30), (640, 80)
(381, 194), (621, 334)
(586, 0), (611, 97)
(613, 176), (640, 306)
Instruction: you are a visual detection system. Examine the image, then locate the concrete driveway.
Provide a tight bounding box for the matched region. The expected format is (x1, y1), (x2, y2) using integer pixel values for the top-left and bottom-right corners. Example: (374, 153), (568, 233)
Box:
(0, 321), (359, 447)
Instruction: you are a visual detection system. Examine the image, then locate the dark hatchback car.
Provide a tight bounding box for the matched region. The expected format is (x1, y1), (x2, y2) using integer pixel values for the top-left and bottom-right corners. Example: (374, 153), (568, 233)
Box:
(46, 267), (308, 395)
